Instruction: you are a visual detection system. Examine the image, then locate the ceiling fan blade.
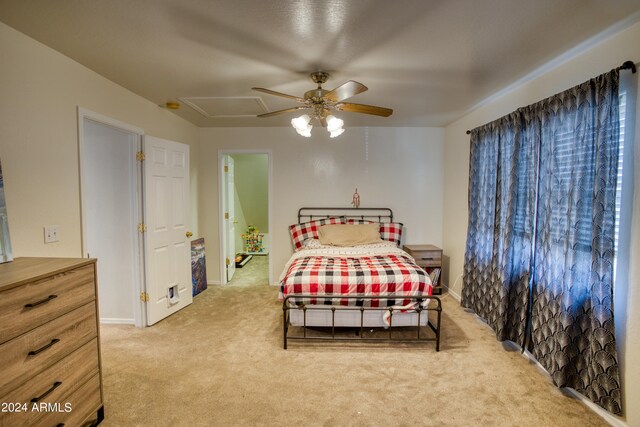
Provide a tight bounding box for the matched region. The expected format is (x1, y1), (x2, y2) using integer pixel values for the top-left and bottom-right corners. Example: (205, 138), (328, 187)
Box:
(335, 102), (393, 117)
(324, 81), (368, 102)
(252, 87), (305, 103)
(256, 106), (309, 118)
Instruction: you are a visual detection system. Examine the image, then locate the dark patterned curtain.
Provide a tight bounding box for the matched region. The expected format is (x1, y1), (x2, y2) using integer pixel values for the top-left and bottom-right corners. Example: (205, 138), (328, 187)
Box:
(528, 72), (621, 414)
(462, 70), (622, 414)
(462, 113), (535, 344)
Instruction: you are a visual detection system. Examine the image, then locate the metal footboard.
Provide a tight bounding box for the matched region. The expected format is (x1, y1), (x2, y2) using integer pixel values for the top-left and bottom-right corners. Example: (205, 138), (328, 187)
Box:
(283, 295), (442, 351)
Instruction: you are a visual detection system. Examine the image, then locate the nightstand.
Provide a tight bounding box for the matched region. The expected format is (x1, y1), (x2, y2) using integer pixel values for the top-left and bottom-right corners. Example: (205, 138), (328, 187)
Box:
(403, 244), (443, 295)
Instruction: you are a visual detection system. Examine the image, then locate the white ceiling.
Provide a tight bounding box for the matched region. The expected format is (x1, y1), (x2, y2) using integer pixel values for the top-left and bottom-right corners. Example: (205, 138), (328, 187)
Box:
(1, 0), (640, 127)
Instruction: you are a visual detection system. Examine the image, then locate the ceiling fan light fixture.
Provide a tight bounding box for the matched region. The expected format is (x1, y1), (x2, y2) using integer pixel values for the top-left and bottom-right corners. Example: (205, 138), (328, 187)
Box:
(255, 72), (390, 139)
(329, 128), (345, 138)
(291, 114), (311, 131)
(295, 126), (312, 137)
(252, 71), (393, 138)
(326, 115), (344, 132)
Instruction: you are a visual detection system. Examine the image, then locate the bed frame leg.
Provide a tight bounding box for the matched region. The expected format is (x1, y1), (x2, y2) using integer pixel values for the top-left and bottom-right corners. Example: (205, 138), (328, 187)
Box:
(435, 298), (442, 351)
(283, 303), (288, 350)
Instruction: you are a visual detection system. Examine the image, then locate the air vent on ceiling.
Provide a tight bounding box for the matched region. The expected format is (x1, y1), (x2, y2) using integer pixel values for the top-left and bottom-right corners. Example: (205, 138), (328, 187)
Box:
(179, 96), (269, 118)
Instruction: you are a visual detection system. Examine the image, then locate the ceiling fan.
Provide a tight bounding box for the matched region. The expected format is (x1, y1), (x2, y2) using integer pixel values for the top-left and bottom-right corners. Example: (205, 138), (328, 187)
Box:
(252, 71), (392, 136)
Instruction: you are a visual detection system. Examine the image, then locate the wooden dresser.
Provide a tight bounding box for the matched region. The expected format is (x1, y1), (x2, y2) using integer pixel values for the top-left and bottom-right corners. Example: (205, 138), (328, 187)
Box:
(403, 244), (443, 295)
(0, 257), (104, 427)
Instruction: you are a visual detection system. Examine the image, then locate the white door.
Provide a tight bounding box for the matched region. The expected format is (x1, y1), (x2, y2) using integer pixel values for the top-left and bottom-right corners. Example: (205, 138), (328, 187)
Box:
(224, 155), (236, 282)
(143, 136), (192, 325)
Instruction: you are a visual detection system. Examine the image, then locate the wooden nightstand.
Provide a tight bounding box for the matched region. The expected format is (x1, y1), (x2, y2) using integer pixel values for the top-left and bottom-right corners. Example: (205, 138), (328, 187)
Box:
(403, 244), (443, 295)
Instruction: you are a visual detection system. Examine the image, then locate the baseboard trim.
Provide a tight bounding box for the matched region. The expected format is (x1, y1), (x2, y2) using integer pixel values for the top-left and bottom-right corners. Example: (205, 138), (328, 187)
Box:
(563, 388), (626, 427)
(100, 318), (135, 325)
(444, 285), (461, 301)
(207, 280), (222, 285)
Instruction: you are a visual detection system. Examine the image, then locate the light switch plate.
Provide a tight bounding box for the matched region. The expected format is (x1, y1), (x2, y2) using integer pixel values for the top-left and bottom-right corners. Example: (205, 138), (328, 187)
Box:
(44, 225), (59, 243)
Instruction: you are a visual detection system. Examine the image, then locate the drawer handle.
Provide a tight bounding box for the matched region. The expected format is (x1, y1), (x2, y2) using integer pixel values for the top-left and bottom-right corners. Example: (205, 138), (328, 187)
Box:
(421, 257), (435, 260)
(28, 338), (60, 356)
(31, 381), (62, 403)
(24, 294), (58, 308)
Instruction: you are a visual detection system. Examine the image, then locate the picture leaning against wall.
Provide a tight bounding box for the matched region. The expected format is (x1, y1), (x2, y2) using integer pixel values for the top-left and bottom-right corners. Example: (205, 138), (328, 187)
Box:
(0, 159), (13, 263)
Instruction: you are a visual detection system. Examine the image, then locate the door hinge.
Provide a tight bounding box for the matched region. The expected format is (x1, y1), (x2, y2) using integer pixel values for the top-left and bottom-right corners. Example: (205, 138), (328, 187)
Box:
(224, 212), (229, 220)
(136, 151), (145, 162)
(140, 292), (149, 302)
(224, 165), (228, 172)
(137, 223), (147, 233)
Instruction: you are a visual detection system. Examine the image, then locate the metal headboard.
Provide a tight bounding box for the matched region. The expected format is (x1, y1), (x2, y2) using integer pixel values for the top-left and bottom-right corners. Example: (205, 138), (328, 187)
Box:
(298, 207), (394, 224)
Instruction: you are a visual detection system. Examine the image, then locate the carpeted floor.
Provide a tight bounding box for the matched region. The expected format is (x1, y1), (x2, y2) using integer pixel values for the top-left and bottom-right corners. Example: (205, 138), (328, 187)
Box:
(98, 255), (608, 426)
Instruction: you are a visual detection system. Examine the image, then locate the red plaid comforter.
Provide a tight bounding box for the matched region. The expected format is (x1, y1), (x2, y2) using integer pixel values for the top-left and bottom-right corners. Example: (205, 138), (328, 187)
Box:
(279, 245), (432, 307)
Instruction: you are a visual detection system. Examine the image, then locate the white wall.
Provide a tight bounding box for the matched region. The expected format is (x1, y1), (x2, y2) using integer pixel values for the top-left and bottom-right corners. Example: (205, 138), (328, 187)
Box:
(443, 20), (640, 427)
(626, 73), (640, 427)
(200, 127), (444, 285)
(0, 22), (200, 258)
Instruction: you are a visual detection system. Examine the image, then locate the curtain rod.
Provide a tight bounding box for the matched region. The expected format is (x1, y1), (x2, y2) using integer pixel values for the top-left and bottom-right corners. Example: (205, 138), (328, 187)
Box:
(618, 60), (637, 73)
(465, 59), (637, 135)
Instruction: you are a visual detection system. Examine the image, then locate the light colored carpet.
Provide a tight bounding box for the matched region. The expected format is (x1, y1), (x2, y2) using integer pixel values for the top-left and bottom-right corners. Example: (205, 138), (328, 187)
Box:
(99, 255), (608, 426)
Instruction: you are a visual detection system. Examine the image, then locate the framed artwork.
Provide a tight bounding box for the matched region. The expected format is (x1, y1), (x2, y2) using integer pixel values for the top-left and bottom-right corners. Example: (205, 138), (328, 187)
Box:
(191, 238), (207, 296)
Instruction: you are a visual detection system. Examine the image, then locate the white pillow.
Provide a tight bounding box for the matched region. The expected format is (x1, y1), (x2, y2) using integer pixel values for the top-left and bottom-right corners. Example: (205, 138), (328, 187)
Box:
(302, 238), (323, 249)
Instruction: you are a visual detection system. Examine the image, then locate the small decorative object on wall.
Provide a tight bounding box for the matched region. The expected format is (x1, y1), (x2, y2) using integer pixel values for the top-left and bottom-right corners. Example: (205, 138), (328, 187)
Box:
(242, 224), (264, 254)
(0, 159), (13, 264)
(191, 238), (207, 297)
(351, 188), (360, 208)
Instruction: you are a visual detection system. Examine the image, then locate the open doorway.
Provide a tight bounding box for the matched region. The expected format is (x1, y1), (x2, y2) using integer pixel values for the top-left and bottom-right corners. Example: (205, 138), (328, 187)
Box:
(219, 151), (271, 285)
(79, 110), (144, 326)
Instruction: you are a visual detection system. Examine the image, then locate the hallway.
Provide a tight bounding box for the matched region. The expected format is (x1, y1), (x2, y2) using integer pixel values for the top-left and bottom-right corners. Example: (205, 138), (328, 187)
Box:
(228, 254), (269, 287)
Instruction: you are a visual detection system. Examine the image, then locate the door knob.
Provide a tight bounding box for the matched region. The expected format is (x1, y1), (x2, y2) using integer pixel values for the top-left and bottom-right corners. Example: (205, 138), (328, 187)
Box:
(186, 231), (193, 238)
(233, 220), (239, 224)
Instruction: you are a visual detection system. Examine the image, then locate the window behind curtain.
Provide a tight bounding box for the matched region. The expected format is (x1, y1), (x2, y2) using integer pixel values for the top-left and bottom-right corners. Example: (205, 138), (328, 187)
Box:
(511, 96), (625, 252)
(613, 90), (626, 279)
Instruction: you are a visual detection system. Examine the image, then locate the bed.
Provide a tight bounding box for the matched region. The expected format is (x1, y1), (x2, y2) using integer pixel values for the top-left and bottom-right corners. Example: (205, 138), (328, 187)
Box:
(279, 207), (442, 350)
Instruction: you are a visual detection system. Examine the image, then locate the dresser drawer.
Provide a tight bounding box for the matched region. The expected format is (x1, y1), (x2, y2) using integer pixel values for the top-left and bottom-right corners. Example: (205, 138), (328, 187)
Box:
(411, 250), (442, 267)
(0, 264), (95, 344)
(0, 339), (100, 427)
(0, 303), (97, 397)
(32, 373), (102, 427)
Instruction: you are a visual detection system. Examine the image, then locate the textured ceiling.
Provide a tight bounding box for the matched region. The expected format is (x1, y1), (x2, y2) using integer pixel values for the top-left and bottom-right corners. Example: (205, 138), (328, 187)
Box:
(1, 0), (640, 127)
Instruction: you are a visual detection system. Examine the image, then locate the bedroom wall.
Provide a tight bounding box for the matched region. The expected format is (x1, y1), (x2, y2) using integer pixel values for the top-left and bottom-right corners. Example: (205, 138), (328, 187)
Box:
(199, 127), (444, 286)
(442, 19), (640, 427)
(0, 22), (200, 258)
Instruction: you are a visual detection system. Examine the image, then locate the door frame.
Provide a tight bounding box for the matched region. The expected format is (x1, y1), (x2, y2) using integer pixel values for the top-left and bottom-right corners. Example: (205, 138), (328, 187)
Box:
(77, 107), (147, 327)
(217, 149), (273, 285)
(223, 155), (236, 282)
